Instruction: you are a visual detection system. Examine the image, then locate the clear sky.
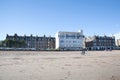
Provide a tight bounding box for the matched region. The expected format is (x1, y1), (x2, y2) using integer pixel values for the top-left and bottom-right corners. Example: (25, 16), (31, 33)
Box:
(0, 0), (120, 40)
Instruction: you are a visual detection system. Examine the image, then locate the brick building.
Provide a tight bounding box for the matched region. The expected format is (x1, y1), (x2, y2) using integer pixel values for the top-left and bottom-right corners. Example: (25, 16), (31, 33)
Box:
(6, 34), (55, 50)
(85, 35), (115, 50)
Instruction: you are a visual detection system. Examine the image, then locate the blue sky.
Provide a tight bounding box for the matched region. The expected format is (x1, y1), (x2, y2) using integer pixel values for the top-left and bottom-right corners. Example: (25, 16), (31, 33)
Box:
(0, 0), (120, 40)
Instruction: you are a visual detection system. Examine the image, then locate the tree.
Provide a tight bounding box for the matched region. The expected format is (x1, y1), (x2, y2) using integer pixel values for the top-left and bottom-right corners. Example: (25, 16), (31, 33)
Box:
(1, 39), (26, 48)
(0, 41), (3, 47)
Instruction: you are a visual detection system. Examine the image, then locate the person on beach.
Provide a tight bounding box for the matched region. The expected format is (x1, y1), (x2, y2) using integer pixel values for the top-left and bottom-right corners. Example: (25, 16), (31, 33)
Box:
(81, 48), (86, 55)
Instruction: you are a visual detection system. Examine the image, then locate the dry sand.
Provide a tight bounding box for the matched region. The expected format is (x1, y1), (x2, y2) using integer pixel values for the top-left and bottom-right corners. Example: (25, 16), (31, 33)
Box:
(0, 51), (120, 80)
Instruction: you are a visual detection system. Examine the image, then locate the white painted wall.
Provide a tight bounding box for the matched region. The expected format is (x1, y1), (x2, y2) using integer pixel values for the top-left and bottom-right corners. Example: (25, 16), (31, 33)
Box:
(55, 31), (84, 50)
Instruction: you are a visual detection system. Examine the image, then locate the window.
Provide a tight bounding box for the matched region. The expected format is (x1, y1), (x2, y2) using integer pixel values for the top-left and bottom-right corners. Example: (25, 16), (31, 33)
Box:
(66, 41), (68, 43)
(59, 34), (64, 38)
(73, 41), (76, 43)
(69, 41), (71, 43)
(60, 40), (64, 43)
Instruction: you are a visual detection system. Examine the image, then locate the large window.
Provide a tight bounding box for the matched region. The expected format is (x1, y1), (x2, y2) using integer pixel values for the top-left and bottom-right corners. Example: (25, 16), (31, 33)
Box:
(66, 34), (76, 39)
(73, 41), (77, 43)
(58, 34), (64, 38)
(60, 40), (64, 43)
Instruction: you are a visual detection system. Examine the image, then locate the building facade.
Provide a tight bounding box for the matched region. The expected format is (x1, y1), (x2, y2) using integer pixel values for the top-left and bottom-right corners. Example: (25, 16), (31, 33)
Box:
(85, 35), (115, 50)
(55, 30), (84, 50)
(117, 39), (120, 47)
(6, 34), (55, 50)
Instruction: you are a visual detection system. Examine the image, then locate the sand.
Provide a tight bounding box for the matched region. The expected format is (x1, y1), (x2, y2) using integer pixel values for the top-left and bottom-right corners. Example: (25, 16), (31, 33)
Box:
(0, 51), (120, 80)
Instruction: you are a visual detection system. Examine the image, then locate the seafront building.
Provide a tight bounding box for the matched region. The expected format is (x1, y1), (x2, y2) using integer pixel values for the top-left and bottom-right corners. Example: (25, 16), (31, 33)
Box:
(117, 39), (120, 47)
(55, 30), (84, 50)
(85, 35), (115, 50)
(1, 30), (118, 51)
(6, 34), (55, 50)
(115, 39), (120, 50)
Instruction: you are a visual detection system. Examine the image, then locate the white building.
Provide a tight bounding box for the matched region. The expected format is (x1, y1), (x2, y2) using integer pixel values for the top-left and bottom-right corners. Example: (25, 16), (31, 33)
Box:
(117, 39), (120, 47)
(55, 30), (84, 50)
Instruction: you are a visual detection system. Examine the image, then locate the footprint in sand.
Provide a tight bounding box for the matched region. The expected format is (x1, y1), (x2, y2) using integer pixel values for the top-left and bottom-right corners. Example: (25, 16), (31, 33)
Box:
(67, 71), (71, 76)
(41, 66), (44, 70)
(110, 76), (119, 80)
(60, 71), (71, 80)
(61, 67), (65, 70)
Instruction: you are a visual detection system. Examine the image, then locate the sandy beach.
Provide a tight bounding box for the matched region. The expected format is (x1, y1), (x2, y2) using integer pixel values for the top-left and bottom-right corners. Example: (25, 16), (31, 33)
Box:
(0, 51), (120, 80)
